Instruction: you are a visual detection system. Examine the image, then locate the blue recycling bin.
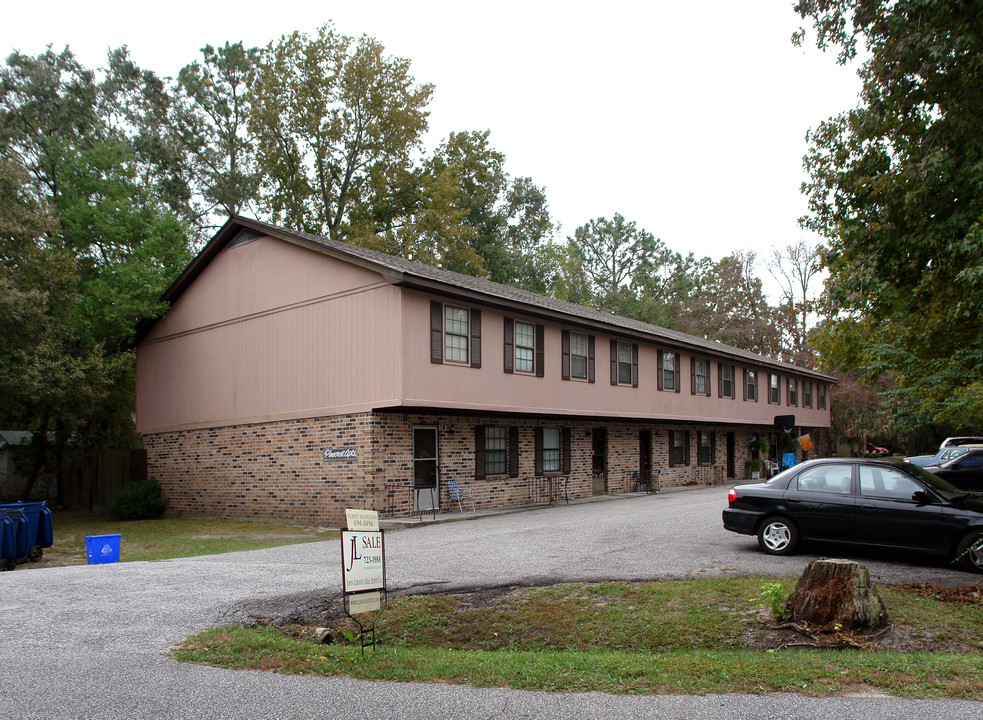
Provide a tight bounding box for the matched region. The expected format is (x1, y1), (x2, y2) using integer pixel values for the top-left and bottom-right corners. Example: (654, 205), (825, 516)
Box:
(4, 509), (30, 564)
(85, 534), (121, 564)
(0, 501), (54, 563)
(0, 510), (15, 571)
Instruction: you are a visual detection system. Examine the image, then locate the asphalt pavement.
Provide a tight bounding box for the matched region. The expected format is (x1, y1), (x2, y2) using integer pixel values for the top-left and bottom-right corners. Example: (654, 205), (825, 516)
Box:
(1, 486), (980, 719)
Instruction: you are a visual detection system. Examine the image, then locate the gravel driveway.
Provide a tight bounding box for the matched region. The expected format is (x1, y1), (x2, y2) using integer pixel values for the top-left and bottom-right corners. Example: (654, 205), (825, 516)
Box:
(1, 486), (980, 719)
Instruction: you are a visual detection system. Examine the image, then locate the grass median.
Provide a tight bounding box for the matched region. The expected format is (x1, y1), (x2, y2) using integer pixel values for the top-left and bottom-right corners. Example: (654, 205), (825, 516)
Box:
(24, 513), (336, 567)
(172, 577), (983, 699)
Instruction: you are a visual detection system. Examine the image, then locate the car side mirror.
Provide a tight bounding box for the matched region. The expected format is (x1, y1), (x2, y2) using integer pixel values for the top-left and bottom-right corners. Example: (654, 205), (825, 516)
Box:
(912, 490), (932, 506)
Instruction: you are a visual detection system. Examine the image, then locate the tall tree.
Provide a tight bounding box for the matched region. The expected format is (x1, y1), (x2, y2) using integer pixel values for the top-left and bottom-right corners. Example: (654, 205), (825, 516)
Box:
(249, 24), (433, 240)
(769, 239), (822, 362)
(177, 42), (261, 223)
(568, 213), (656, 315)
(1, 48), (193, 496)
(424, 131), (554, 286)
(677, 250), (784, 356)
(795, 0), (983, 429)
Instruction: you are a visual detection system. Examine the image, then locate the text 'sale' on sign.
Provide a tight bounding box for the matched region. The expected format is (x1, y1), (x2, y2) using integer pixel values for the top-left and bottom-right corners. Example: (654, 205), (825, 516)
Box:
(798, 434), (815, 452)
(341, 530), (385, 593)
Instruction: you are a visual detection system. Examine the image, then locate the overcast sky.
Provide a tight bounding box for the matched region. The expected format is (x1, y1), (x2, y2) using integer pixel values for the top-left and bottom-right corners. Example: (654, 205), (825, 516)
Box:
(4, 1), (862, 270)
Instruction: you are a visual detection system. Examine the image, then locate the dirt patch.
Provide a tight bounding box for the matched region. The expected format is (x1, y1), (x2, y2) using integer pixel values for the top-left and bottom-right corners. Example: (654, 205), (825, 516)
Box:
(898, 582), (983, 604)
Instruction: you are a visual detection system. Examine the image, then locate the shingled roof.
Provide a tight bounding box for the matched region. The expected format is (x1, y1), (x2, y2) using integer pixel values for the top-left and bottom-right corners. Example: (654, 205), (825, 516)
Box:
(137, 216), (834, 382)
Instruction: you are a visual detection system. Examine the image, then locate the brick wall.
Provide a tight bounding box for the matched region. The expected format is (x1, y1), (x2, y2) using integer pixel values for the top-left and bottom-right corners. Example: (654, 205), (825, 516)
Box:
(145, 412), (762, 526)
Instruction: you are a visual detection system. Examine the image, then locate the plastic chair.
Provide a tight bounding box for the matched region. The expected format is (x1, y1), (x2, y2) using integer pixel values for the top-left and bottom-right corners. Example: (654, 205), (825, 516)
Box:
(447, 480), (475, 513)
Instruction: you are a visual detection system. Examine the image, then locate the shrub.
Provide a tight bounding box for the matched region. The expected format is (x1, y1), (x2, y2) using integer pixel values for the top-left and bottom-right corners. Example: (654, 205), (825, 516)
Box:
(108, 478), (167, 520)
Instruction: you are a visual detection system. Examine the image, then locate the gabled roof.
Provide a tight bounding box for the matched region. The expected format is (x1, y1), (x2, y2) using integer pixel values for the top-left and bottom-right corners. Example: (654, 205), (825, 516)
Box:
(136, 216), (835, 382)
(0, 431), (33, 449)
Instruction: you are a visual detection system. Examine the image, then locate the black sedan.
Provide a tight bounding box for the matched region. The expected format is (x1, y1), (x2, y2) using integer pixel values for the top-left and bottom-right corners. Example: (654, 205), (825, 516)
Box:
(925, 448), (983, 491)
(722, 458), (983, 573)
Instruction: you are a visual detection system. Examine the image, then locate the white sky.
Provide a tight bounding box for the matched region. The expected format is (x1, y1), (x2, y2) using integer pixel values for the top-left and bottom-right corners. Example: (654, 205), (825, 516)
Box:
(4, 0), (862, 271)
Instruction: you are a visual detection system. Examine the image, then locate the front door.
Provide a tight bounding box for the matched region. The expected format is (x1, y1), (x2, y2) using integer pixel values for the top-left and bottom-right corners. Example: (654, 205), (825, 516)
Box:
(413, 426), (439, 511)
(592, 428), (607, 494)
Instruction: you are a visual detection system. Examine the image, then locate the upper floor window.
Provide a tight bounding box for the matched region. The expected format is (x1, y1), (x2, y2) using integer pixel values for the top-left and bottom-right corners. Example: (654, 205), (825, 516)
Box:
(659, 350), (680, 392)
(515, 322), (535, 373)
(803, 381), (813, 408)
(504, 318), (544, 377)
(768, 374), (781, 404)
(787, 378), (798, 406)
(744, 369), (758, 401)
(818, 383), (827, 410)
(611, 340), (638, 386)
(431, 301), (480, 368)
(692, 358), (710, 396)
(444, 306), (470, 363)
(571, 333), (589, 379)
(719, 364), (735, 399)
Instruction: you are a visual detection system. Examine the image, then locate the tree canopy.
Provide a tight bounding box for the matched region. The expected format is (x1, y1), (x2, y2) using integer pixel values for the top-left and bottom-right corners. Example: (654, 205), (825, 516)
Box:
(795, 0), (983, 430)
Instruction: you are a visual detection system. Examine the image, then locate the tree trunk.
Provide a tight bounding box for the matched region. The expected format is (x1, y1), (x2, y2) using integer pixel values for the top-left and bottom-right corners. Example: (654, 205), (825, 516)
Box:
(784, 558), (888, 630)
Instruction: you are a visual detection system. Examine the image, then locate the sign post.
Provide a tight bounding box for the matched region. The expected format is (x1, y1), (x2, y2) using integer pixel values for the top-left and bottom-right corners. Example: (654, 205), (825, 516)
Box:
(341, 509), (387, 652)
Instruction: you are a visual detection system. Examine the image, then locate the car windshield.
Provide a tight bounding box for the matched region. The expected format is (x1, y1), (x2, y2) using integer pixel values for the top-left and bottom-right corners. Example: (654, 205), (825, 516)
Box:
(903, 462), (967, 501)
(939, 447), (970, 462)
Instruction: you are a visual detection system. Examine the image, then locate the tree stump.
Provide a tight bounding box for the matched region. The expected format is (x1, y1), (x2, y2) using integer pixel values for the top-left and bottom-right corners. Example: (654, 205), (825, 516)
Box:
(783, 558), (888, 630)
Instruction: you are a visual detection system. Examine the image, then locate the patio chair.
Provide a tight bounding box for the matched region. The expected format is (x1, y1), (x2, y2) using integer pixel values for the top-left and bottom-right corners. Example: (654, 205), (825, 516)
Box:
(447, 480), (475, 513)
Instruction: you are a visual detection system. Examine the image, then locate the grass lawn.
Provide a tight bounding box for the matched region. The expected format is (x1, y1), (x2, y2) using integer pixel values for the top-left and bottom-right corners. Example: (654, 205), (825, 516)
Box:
(172, 577), (983, 699)
(21, 512), (336, 568)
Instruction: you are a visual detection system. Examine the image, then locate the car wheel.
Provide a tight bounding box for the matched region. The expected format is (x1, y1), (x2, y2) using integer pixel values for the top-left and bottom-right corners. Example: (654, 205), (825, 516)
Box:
(757, 517), (799, 555)
(955, 531), (983, 574)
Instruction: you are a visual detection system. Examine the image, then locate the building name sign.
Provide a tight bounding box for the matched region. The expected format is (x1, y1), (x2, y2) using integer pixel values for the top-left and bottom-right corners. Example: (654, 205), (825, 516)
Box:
(323, 446), (358, 461)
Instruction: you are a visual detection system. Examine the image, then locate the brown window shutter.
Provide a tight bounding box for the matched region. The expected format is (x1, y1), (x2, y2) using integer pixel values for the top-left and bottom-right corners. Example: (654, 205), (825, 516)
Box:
(718, 363), (723, 397)
(475, 426), (486, 479)
(674, 353), (681, 394)
(562, 427), (571, 474)
(632, 344), (639, 387)
(503, 318), (514, 374)
(610, 339), (618, 385)
(684, 430), (691, 465)
(430, 301), (443, 364)
(534, 427), (544, 476)
(508, 426), (519, 477)
(561, 330), (571, 381)
(690, 356), (696, 394)
(711, 431), (716, 464)
(657, 351), (664, 391)
(470, 309), (481, 368)
(588, 335), (595, 383)
(535, 324), (545, 378)
(705, 363), (711, 397)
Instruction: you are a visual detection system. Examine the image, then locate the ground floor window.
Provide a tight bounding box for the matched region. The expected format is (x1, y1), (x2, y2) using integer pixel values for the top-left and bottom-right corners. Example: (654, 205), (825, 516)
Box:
(485, 427), (507, 474)
(670, 430), (689, 466)
(698, 431), (715, 465)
